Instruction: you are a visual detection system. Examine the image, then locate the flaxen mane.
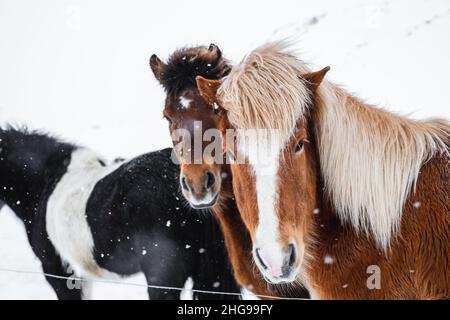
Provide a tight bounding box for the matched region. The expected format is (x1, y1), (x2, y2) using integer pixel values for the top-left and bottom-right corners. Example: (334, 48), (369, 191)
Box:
(155, 45), (231, 94)
(220, 41), (450, 250)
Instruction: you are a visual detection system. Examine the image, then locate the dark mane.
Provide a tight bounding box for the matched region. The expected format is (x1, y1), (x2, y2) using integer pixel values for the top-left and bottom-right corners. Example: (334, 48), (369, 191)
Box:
(156, 45), (231, 94)
(0, 124), (77, 175)
(0, 124), (77, 153)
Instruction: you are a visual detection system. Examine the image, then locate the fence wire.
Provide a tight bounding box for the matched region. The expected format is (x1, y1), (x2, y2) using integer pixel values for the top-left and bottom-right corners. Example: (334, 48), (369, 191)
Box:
(0, 267), (307, 300)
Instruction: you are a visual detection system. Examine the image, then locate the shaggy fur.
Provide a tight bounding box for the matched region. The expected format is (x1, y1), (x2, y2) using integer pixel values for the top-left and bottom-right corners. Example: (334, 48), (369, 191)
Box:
(151, 44), (231, 95)
(219, 41), (449, 250)
(0, 126), (239, 300)
(151, 45), (311, 299)
(201, 41), (450, 299)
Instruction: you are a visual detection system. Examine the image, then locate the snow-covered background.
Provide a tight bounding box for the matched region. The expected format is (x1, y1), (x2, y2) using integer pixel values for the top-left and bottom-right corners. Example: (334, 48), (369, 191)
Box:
(0, 0), (449, 299)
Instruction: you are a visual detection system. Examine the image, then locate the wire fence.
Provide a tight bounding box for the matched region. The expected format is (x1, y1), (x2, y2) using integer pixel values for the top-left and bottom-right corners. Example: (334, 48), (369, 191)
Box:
(0, 267), (308, 300)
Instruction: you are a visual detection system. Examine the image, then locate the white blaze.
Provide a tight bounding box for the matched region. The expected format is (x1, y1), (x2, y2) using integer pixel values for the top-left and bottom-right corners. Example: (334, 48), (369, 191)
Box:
(179, 96), (192, 109)
(238, 130), (284, 275)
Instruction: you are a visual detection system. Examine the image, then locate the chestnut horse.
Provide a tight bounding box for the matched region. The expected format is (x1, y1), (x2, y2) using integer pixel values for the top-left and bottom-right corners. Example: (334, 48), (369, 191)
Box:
(149, 44), (310, 299)
(196, 41), (450, 299)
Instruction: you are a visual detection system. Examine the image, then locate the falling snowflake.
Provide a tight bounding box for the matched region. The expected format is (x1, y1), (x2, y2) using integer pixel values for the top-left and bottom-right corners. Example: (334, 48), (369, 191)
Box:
(213, 282), (220, 288)
(142, 249), (147, 255)
(413, 201), (421, 209)
(166, 220), (171, 227)
(16, 200), (21, 205)
(342, 284), (348, 288)
(324, 254), (334, 264)
(199, 248), (206, 253)
(185, 244), (191, 249)
(313, 208), (320, 214)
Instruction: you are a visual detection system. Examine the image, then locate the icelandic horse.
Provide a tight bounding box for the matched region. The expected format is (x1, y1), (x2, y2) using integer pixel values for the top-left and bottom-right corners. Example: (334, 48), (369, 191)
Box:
(150, 44), (310, 298)
(196, 41), (450, 299)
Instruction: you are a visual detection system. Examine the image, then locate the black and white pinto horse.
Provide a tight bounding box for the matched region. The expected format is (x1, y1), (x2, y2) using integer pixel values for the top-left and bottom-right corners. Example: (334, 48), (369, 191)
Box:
(0, 127), (239, 299)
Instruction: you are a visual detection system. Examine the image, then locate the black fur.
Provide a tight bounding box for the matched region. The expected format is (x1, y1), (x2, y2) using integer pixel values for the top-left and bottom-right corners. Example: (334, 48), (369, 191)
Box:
(153, 45), (231, 95)
(0, 127), (239, 300)
(0, 126), (79, 299)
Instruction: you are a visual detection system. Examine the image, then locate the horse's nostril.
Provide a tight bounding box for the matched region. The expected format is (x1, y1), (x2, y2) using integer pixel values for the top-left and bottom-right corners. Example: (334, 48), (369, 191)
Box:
(255, 248), (268, 270)
(288, 243), (297, 267)
(205, 171), (215, 189)
(181, 176), (189, 192)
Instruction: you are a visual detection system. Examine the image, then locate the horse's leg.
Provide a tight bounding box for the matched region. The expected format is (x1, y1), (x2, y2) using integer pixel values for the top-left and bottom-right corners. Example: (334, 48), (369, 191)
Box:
(81, 279), (93, 300)
(142, 255), (188, 300)
(27, 217), (82, 300)
(34, 237), (82, 300)
(144, 272), (186, 300)
(41, 259), (82, 300)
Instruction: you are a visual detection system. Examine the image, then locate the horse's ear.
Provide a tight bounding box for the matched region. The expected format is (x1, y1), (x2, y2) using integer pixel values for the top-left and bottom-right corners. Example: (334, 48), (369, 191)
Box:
(208, 43), (222, 59)
(149, 54), (166, 83)
(302, 66), (330, 92)
(196, 76), (221, 106)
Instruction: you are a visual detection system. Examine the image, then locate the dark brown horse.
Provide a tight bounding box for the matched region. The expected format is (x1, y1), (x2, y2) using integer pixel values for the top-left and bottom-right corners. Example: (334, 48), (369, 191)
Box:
(196, 41), (450, 299)
(149, 44), (310, 298)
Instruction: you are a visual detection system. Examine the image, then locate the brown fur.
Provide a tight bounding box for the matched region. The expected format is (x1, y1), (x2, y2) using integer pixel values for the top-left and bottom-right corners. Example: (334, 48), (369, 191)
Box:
(151, 46), (309, 298)
(196, 43), (450, 299)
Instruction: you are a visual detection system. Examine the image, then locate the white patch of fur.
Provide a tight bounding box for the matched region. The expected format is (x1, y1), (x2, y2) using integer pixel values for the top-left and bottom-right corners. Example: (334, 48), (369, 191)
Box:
(179, 96), (192, 109)
(238, 129), (286, 274)
(46, 148), (123, 278)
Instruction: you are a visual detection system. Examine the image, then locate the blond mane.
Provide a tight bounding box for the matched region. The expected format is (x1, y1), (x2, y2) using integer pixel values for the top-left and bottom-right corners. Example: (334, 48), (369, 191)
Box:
(219, 41), (311, 143)
(220, 41), (450, 250)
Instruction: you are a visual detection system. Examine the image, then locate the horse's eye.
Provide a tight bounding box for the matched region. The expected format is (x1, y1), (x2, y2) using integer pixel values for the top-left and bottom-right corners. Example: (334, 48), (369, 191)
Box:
(164, 115), (172, 124)
(295, 140), (304, 153)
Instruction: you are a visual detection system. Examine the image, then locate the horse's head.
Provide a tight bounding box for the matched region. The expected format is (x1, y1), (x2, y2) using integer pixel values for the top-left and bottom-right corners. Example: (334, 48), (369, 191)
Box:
(197, 42), (330, 284)
(150, 44), (231, 209)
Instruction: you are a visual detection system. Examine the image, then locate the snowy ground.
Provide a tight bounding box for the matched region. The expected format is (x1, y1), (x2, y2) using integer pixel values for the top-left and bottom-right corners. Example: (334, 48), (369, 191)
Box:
(0, 0), (449, 299)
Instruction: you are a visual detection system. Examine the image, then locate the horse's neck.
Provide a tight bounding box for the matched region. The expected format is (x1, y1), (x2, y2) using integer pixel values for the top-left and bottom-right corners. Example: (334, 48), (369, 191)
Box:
(312, 83), (449, 250)
(0, 165), (42, 220)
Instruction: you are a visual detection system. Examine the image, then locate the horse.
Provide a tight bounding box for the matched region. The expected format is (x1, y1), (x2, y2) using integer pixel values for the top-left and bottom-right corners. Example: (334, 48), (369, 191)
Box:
(0, 126), (239, 299)
(195, 41), (450, 299)
(150, 44), (310, 299)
